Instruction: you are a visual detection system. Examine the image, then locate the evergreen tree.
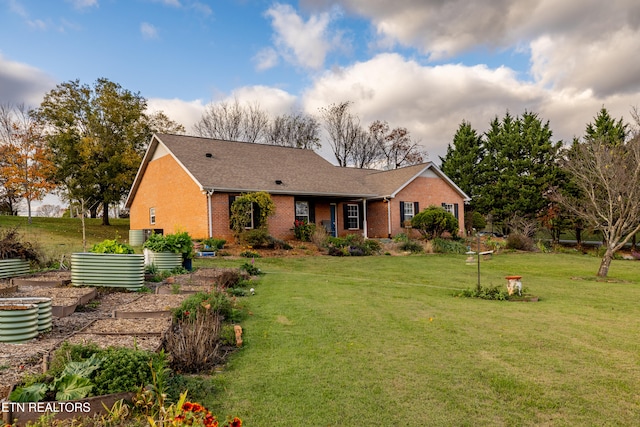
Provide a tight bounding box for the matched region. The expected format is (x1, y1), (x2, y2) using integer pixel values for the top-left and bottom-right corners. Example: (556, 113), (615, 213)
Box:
(439, 120), (483, 201)
(475, 112), (562, 230)
(585, 107), (628, 145)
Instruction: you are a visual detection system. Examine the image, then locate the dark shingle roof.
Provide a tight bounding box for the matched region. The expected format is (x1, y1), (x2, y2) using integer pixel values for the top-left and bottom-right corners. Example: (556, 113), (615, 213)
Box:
(155, 134), (375, 197)
(125, 134), (469, 206)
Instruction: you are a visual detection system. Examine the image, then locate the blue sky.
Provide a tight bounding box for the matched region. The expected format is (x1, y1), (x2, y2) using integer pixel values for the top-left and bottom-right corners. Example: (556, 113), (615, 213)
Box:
(2, 0), (640, 166)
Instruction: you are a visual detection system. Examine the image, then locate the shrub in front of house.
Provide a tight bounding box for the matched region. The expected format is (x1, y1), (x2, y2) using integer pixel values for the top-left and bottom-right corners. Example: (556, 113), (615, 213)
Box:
(505, 232), (536, 251)
(240, 229), (271, 248)
(324, 234), (382, 256)
(294, 220), (316, 242)
(411, 206), (459, 239)
(431, 237), (467, 254)
(398, 240), (424, 253)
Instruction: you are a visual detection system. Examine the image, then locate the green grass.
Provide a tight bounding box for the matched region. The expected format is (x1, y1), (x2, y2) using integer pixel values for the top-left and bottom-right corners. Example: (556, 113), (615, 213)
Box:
(0, 216), (130, 263)
(193, 254), (640, 426)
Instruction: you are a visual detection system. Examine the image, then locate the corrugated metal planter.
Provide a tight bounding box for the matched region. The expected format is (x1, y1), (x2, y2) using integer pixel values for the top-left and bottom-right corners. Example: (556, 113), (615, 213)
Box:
(0, 297), (52, 332)
(144, 249), (182, 271)
(0, 303), (39, 343)
(71, 253), (144, 290)
(129, 229), (145, 246)
(0, 259), (30, 279)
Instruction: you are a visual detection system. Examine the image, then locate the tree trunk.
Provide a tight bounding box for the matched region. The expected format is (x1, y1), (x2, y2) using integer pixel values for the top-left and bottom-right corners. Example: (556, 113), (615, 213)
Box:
(597, 247), (614, 277)
(27, 198), (32, 225)
(101, 202), (110, 226)
(90, 206), (98, 218)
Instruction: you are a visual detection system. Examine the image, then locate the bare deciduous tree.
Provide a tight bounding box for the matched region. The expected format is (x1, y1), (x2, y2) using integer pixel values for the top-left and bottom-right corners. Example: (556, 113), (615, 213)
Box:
(551, 132), (640, 277)
(193, 98), (269, 143)
(37, 204), (63, 217)
(319, 101), (361, 167)
(266, 112), (321, 150)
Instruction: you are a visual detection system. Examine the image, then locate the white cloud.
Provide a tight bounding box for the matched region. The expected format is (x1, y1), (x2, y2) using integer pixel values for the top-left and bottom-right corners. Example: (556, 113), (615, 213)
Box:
(530, 26), (640, 97)
(254, 47), (279, 71)
(0, 54), (57, 107)
(226, 86), (298, 116)
(147, 98), (205, 132)
(264, 3), (338, 69)
(301, 52), (640, 160)
(140, 22), (159, 40)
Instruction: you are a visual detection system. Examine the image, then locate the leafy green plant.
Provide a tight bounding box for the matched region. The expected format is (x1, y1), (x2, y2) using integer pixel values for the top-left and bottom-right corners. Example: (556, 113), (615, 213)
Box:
(90, 238), (135, 254)
(144, 232), (194, 258)
(230, 191), (276, 237)
(172, 290), (234, 323)
(392, 232), (409, 243)
(294, 219), (316, 241)
(411, 205), (459, 239)
(432, 238), (467, 254)
(92, 349), (167, 395)
(240, 250), (261, 258)
(324, 234), (381, 256)
(240, 229), (271, 248)
(201, 237), (226, 250)
(455, 285), (510, 300)
(240, 260), (263, 275)
(398, 240), (424, 253)
(10, 353), (103, 402)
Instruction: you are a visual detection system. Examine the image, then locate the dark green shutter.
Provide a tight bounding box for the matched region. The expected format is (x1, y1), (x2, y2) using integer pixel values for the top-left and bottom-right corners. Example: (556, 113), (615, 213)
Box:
(454, 203), (459, 220)
(343, 204), (348, 230)
(358, 202), (364, 230)
(400, 202), (405, 225)
(414, 202), (419, 215)
(253, 202), (261, 229)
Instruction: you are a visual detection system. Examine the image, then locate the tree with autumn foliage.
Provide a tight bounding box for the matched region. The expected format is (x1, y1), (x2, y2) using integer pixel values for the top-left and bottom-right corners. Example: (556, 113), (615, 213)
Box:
(36, 78), (184, 226)
(0, 103), (56, 223)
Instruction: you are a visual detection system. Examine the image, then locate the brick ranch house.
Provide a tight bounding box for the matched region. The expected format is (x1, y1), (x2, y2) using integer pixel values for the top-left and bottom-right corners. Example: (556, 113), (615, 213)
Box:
(125, 133), (470, 241)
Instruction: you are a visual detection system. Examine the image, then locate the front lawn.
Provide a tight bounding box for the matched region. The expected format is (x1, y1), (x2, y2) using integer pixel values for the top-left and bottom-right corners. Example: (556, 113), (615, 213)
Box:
(195, 253), (640, 426)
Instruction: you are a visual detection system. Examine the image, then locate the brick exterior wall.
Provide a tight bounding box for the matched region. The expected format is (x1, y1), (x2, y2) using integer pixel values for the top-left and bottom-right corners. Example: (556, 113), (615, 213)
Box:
(381, 176), (466, 238)
(129, 154), (209, 238)
(210, 193), (296, 241)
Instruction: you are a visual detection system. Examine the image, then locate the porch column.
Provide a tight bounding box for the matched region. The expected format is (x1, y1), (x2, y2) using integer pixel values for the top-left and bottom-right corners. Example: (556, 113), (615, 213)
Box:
(387, 198), (392, 238)
(363, 199), (368, 239)
(206, 190), (214, 238)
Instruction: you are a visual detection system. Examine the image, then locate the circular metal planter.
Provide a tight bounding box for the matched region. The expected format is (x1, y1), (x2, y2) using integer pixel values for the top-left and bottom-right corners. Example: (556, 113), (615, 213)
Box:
(71, 253), (145, 290)
(129, 229), (145, 246)
(144, 250), (182, 271)
(0, 297), (52, 332)
(0, 303), (39, 343)
(0, 258), (30, 279)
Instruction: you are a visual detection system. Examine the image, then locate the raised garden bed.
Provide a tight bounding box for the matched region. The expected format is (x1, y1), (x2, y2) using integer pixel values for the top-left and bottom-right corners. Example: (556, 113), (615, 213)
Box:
(64, 334), (163, 352)
(156, 283), (211, 294)
(12, 271), (72, 287)
(112, 294), (187, 319)
(77, 318), (171, 336)
(19, 287), (97, 306)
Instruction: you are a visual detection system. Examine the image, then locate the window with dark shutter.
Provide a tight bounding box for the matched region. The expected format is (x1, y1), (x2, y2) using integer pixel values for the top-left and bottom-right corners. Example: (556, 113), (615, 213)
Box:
(401, 201), (418, 226)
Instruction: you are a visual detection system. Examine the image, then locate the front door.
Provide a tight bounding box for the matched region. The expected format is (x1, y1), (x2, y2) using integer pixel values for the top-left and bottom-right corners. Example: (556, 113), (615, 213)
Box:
(330, 204), (337, 237)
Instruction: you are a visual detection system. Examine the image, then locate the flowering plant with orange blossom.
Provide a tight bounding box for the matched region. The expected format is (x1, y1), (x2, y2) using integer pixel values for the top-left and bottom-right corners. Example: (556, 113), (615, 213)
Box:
(147, 391), (241, 427)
